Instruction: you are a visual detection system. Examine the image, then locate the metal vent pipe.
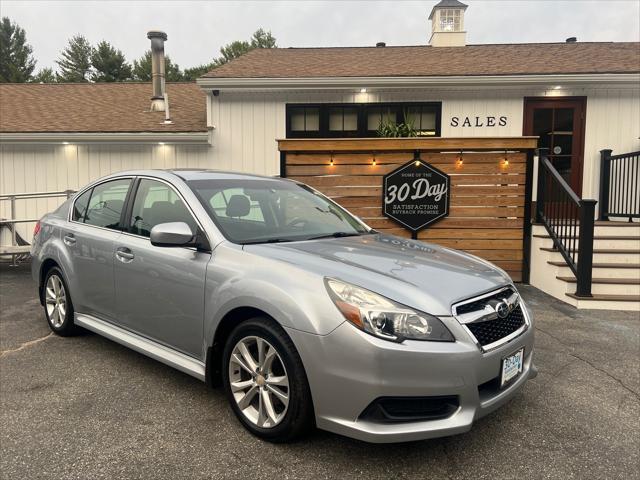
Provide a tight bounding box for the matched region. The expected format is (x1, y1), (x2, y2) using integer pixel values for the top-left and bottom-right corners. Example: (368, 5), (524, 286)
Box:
(147, 30), (167, 112)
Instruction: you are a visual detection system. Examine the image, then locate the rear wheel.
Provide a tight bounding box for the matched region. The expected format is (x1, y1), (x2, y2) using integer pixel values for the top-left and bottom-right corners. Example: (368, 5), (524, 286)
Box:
(222, 317), (314, 442)
(43, 267), (79, 336)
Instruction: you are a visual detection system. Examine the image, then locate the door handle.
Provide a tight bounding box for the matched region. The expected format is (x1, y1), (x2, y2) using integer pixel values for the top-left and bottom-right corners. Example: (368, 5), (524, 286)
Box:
(63, 233), (76, 246)
(115, 247), (134, 262)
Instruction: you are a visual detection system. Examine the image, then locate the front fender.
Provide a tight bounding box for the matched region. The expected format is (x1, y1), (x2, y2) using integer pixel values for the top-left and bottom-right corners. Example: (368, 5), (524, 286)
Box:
(203, 246), (345, 347)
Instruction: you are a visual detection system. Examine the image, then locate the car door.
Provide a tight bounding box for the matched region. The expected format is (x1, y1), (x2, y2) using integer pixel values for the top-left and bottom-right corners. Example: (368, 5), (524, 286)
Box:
(65, 177), (132, 320)
(113, 177), (209, 358)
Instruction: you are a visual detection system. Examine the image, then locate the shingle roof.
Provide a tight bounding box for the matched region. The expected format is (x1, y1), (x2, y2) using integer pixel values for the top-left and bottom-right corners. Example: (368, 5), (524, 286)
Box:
(0, 82), (207, 133)
(429, 0), (468, 20)
(202, 42), (640, 79)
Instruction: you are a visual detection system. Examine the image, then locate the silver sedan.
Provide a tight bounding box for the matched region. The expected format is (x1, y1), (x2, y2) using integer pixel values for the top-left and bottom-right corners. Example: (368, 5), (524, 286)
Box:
(31, 169), (536, 443)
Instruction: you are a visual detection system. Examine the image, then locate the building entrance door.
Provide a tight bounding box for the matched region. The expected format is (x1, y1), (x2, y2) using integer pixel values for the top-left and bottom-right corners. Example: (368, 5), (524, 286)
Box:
(524, 97), (587, 196)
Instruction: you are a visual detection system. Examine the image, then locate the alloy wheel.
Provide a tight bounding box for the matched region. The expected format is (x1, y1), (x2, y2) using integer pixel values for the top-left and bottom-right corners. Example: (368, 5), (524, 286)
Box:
(228, 336), (290, 428)
(45, 274), (67, 328)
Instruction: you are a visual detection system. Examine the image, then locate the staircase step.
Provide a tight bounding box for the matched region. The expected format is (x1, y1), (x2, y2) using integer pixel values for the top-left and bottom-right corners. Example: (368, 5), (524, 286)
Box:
(547, 262), (640, 279)
(533, 235), (639, 240)
(532, 222), (640, 237)
(540, 248), (640, 254)
(558, 276), (640, 295)
(533, 221), (640, 226)
(533, 235), (639, 249)
(566, 293), (640, 302)
(594, 220), (640, 226)
(557, 276), (640, 285)
(548, 261), (640, 268)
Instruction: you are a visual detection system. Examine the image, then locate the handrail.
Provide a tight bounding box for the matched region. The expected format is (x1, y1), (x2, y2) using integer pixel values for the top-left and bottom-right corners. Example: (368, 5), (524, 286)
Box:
(541, 157), (582, 205)
(0, 190), (75, 265)
(598, 149), (640, 221)
(536, 155), (597, 297)
(0, 189), (75, 200)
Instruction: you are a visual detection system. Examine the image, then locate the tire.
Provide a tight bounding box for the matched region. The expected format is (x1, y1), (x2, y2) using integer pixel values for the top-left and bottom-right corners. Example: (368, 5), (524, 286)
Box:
(222, 317), (314, 442)
(42, 267), (79, 336)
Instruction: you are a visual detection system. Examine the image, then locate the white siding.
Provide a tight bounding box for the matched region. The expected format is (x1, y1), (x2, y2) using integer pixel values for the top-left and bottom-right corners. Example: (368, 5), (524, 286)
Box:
(208, 85), (640, 198)
(0, 143), (211, 241)
(2, 83), (639, 244)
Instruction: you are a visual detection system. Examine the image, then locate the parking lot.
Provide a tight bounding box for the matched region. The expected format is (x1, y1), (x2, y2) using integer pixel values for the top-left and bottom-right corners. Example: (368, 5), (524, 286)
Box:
(1, 262), (638, 480)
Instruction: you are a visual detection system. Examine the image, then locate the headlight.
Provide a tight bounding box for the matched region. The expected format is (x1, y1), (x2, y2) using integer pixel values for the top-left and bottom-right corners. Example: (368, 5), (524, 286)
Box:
(325, 278), (454, 343)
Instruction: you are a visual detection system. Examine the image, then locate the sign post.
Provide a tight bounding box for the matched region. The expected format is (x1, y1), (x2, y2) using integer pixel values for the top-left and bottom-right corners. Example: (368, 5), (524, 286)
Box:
(382, 151), (450, 239)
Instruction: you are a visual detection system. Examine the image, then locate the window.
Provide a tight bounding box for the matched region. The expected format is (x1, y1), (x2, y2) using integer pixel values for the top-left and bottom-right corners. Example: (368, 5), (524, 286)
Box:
(80, 178), (131, 230)
(286, 102), (441, 138)
(72, 189), (91, 222)
(329, 106), (358, 134)
(406, 106), (438, 136)
(209, 188), (265, 222)
(129, 179), (197, 238)
(187, 178), (368, 244)
(289, 107), (320, 133)
(366, 106), (398, 133)
(439, 9), (461, 31)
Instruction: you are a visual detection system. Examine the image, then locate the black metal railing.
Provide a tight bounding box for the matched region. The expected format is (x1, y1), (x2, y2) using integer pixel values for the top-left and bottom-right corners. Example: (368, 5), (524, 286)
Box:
(536, 155), (597, 297)
(599, 149), (640, 221)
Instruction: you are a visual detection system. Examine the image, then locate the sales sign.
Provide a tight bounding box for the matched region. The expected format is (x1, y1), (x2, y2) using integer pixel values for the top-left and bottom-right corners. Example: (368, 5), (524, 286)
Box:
(382, 154), (450, 235)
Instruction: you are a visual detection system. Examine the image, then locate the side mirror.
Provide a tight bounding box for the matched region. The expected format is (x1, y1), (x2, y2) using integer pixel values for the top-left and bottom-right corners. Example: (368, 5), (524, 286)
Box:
(150, 222), (194, 247)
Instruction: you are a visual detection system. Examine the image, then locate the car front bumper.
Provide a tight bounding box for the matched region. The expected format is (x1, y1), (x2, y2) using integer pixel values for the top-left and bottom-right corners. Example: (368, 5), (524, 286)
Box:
(285, 307), (536, 443)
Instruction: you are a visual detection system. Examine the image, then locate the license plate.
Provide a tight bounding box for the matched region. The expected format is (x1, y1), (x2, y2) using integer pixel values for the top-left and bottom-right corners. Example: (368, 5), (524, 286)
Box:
(501, 348), (524, 388)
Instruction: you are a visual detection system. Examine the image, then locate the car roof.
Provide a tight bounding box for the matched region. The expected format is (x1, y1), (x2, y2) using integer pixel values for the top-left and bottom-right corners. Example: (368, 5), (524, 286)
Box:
(101, 169), (290, 183)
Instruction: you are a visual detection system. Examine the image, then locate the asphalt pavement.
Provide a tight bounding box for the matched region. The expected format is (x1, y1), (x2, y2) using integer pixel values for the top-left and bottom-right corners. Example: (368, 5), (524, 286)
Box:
(1, 262), (638, 479)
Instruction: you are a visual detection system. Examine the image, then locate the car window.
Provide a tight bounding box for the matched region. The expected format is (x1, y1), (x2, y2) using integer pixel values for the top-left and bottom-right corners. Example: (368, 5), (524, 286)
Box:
(72, 189), (91, 222)
(209, 188), (265, 222)
(83, 178), (131, 230)
(129, 179), (197, 238)
(188, 179), (369, 244)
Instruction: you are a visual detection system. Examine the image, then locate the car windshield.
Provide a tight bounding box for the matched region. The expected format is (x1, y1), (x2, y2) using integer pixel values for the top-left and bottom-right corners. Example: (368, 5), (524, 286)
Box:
(187, 178), (372, 244)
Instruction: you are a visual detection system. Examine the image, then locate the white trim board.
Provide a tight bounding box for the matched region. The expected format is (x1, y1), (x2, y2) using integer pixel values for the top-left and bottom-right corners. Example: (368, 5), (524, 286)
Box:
(197, 73), (640, 91)
(0, 132), (210, 145)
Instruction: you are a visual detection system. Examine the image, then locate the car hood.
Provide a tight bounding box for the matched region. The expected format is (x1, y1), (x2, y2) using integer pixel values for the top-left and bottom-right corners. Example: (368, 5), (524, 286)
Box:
(244, 234), (512, 316)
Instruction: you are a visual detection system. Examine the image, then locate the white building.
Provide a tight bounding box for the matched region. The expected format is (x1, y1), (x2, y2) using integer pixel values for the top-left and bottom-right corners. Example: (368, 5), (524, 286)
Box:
(1, 0), (638, 309)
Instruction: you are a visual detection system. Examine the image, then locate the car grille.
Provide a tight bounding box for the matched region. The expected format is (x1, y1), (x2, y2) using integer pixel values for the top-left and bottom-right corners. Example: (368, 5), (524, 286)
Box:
(465, 305), (526, 347)
(453, 287), (528, 350)
(455, 288), (514, 315)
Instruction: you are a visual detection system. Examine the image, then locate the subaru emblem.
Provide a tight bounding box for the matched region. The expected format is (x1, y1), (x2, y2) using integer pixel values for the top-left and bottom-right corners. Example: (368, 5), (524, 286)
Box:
(496, 300), (510, 319)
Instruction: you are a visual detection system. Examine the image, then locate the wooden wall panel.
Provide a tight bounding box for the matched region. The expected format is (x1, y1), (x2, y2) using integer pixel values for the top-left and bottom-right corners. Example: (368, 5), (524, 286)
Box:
(283, 142), (530, 282)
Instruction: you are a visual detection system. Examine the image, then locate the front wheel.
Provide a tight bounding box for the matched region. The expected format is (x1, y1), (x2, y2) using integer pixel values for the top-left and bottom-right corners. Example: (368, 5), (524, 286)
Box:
(43, 267), (79, 336)
(222, 317), (314, 442)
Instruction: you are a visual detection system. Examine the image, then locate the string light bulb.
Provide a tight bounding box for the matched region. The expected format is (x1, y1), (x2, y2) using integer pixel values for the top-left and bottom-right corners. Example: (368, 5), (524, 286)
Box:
(372, 153), (377, 166)
(502, 150), (509, 166)
(330, 153), (334, 166)
(415, 160), (420, 167)
(456, 150), (463, 167)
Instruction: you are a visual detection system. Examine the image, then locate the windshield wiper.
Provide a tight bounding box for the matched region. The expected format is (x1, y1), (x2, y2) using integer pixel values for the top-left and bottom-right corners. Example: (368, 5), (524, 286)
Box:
(307, 232), (364, 240)
(243, 238), (295, 245)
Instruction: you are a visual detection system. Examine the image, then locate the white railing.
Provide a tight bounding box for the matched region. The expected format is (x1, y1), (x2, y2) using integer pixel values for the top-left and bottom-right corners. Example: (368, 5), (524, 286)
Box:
(0, 190), (75, 265)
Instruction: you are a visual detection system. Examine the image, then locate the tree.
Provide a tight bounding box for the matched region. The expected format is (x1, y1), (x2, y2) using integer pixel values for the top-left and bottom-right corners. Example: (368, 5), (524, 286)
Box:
(215, 28), (277, 67)
(182, 63), (215, 81)
(91, 41), (131, 82)
(30, 68), (57, 83)
(250, 28), (277, 49)
(183, 28), (277, 80)
(0, 17), (36, 82)
(132, 50), (183, 81)
(56, 35), (92, 82)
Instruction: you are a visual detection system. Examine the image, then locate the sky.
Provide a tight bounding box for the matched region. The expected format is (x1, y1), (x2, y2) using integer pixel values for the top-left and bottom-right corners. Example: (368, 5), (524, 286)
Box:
(2, 0), (639, 74)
